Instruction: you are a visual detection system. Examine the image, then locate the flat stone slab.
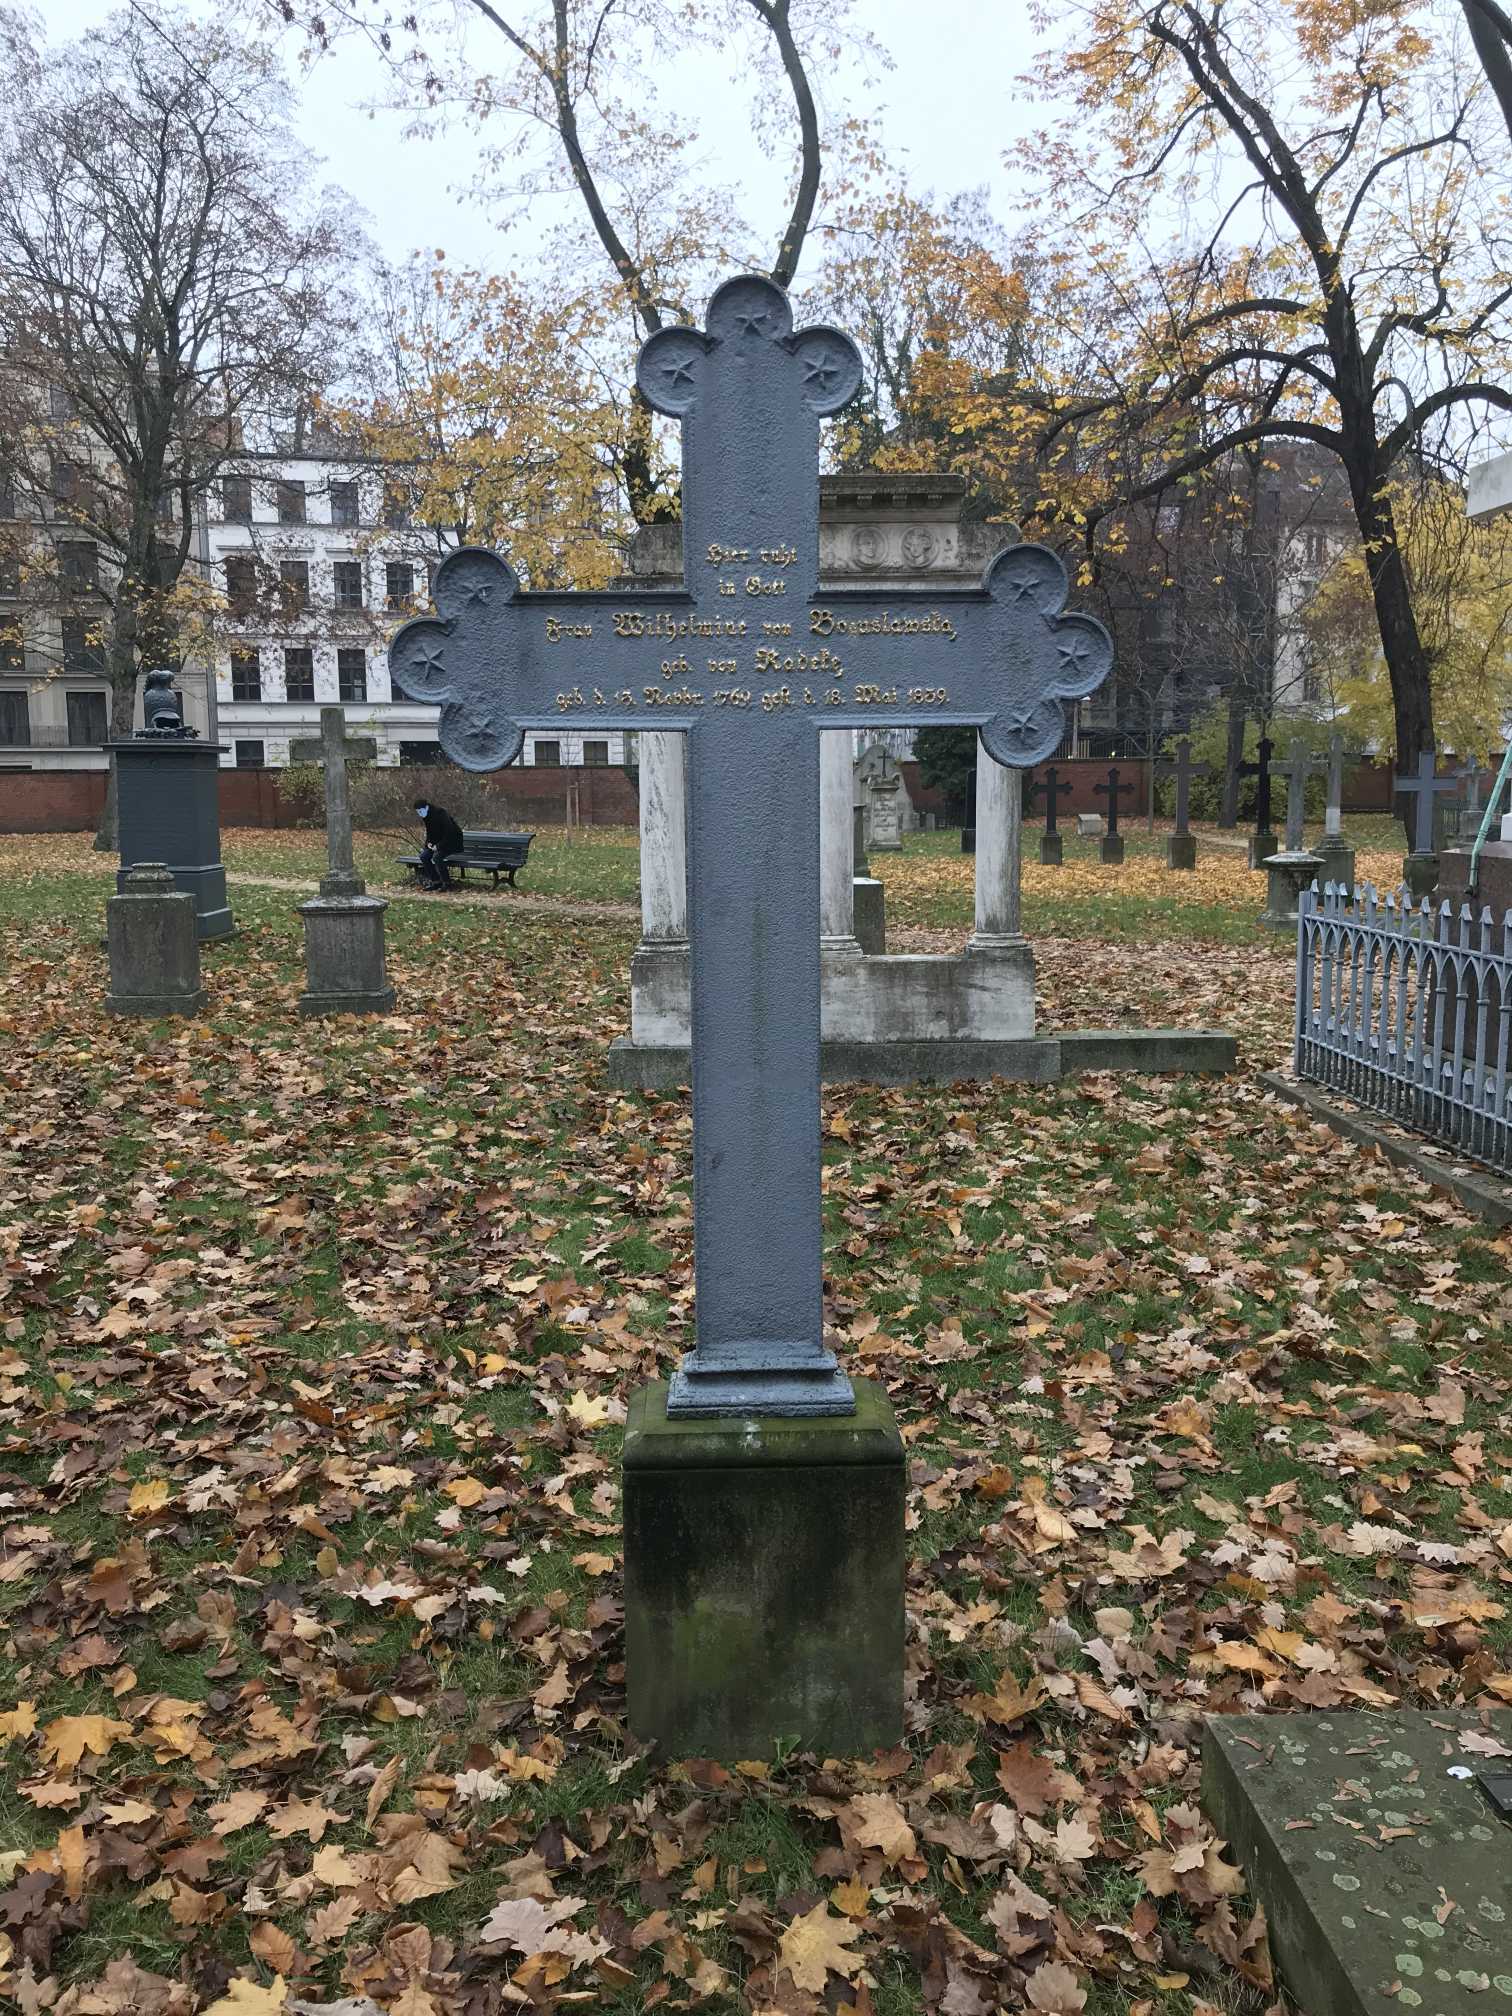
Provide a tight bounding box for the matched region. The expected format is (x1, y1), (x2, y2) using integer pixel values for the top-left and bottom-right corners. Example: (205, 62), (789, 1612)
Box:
(605, 1029), (1235, 1090)
(1203, 1710), (1512, 2016)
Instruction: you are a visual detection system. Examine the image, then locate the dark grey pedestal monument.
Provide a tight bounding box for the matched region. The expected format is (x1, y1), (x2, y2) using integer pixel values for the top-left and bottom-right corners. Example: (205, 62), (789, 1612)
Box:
(388, 274), (1114, 1757)
(111, 680), (231, 941)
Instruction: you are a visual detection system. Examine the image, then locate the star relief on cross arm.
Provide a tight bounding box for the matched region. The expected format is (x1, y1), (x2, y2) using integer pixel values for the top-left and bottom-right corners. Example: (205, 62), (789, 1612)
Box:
(634, 275), (863, 417)
(386, 546), (526, 774)
(973, 543), (1115, 770)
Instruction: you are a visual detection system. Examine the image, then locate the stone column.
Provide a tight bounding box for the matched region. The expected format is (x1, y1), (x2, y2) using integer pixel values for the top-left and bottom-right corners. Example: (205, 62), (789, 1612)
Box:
(820, 732), (860, 952)
(639, 731), (688, 943)
(629, 732), (692, 1044)
(970, 741), (1023, 947)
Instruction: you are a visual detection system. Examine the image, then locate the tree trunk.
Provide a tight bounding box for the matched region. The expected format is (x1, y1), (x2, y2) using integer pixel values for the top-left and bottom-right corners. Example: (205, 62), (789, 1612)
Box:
(1352, 473), (1433, 844)
(93, 618), (138, 852)
(1463, 0), (1512, 150)
(1220, 692), (1245, 827)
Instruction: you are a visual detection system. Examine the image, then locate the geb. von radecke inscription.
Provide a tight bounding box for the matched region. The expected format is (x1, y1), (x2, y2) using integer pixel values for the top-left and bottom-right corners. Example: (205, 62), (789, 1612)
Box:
(389, 274), (1112, 1419)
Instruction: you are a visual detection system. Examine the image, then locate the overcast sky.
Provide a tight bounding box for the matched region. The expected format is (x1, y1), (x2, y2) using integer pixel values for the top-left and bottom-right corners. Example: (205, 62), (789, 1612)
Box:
(42, 1), (1044, 283)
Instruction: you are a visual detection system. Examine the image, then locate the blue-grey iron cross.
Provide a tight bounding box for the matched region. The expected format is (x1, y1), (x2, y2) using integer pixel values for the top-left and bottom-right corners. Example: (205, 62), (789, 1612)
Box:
(1394, 748), (1457, 857)
(390, 276), (1113, 1418)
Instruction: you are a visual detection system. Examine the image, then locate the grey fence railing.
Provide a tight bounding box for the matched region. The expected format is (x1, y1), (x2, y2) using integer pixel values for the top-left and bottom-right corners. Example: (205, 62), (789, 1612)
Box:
(1295, 881), (1512, 1177)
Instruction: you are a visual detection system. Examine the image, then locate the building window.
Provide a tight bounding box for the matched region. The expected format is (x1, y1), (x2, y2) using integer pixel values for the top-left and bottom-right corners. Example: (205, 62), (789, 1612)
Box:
(583, 739), (608, 766)
(333, 560), (364, 611)
(0, 473), (15, 519)
(58, 540), (98, 589)
(425, 558), (439, 602)
(66, 690), (107, 745)
(330, 480), (359, 528)
(400, 740), (444, 766)
(224, 554), (258, 615)
(534, 739), (561, 766)
(51, 460), (87, 512)
(222, 474), (253, 523)
(0, 551), (19, 598)
(0, 624), (21, 673)
(276, 479), (306, 526)
(61, 615), (103, 672)
(234, 738), (265, 769)
(279, 560), (309, 614)
(48, 385), (74, 422)
(284, 647), (315, 703)
(383, 486), (411, 530)
(385, 561), (415, 611)
(230, 649), (261, 702)
(1303, 529), (1327, 567)
(0, 691), (28, 744)
(337, 647), (366, 702)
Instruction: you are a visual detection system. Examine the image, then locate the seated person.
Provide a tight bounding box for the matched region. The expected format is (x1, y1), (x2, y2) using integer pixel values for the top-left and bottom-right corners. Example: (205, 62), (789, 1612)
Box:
(413, 797), (465, 889)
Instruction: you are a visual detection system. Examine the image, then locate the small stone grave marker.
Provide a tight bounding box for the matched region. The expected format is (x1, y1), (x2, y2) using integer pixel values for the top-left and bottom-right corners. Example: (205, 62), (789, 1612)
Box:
(1204, 1708), (1512, 2016)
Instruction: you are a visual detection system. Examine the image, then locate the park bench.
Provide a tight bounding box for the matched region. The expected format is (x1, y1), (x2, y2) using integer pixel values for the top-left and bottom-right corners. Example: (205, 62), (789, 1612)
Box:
(398, 829), (534, 889)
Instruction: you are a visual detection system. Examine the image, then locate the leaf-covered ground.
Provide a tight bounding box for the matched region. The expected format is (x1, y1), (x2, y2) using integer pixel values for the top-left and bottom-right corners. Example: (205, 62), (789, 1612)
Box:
(0, 826), (1506, 2016)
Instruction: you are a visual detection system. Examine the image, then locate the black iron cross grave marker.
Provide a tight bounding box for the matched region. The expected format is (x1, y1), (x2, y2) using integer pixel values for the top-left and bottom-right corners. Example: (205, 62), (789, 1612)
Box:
(1094, 765), (1133, 834)
(390, 276), (1112, 1419)
(1238, 734), (1276, 862)
(1395, 747), (1458, 857)
(1154, 738), (1210, 838)
(1033, 763), (1072, 835)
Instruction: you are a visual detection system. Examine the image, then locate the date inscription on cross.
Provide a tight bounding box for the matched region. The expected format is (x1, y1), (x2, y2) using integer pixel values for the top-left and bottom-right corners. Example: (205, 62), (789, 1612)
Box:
(391, 276), (1113, 1418)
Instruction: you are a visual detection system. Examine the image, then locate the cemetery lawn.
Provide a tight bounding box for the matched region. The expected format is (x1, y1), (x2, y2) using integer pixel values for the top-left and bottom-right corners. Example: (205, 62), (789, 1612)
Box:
(0, 835), (1508, 2016)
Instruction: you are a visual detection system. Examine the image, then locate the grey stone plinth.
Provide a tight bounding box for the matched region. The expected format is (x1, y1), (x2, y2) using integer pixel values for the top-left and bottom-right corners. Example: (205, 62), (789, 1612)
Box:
(1039, 831), (1063, 865)
(1261, 849), (1323, 929)
(624, 1378), (904, 1758)
(1313, 834), (1357, 900)
(628, 940), (692, 1047)
(960, 826), (975, 855)
(1203, 1709), (1512, 2016)
(853, 876), (885, 955)
(106, 863), (206, 1017)
(298, 886), (395, 1017)
(1100, 833), (1125, 865)
(1058, 1028), (1236, 1074)
(1440, 841), (1512, 913)
(110, 739), (232, 940)
(606, 1035), (1064, 1090)
(1248, 829), (1279, 870)
(605, 1027), (1237, 1089)
(1402, 850), (1439, 900)
(1166, 831), (1197, 870)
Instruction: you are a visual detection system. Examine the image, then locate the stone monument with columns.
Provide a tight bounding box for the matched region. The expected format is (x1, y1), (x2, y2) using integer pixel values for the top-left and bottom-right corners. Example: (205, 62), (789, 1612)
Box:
(611, 477), (1046, 1087)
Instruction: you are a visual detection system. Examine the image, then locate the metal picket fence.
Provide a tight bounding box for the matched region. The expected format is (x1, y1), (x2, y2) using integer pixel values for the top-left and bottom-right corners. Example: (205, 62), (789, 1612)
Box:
(1295, 881), (1512, 1176)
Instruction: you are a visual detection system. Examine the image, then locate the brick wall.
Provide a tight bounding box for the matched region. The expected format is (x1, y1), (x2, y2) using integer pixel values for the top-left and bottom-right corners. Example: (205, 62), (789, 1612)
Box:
(0, 762), (641, 833)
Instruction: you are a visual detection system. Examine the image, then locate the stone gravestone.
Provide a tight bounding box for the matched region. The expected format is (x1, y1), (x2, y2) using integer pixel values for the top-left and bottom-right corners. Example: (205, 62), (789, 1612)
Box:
(1314, 730), (1357, 898)
(1396, 748), (1458, 899)
(1094, 765), (1133, 864)
(388, 274), (1112, 1757)
(105, 862), (205, 1017)
(1239, 734), (1278, 868)
(857, 746), (906, 850)
(851, 802), (885, 955)
(1260, 739), (1325, 930)
(1204, 1709), (1512, 2016)
(1032, 763), (1071, 865)
(1155, 738), (1209, 871)
(297, 706), (396, 1017)
(111, 669), (233, 940)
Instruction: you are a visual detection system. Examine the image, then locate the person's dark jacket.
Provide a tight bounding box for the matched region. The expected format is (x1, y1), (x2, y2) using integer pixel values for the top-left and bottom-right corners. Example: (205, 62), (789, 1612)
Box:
(421, 804), (465, 859)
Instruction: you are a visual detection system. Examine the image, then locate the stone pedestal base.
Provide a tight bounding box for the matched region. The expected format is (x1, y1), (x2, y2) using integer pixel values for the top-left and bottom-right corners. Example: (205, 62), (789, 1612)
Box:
(1260, 850), (1323, 929)
(1403, 850), (1439, 900)
(628, 940), (692, 1047)
(1166, 831), (1197, 871)
(1100, 833), (1125, 865)
(1039, 831), (1063, 866)
(105, 863), (206, 1017)
(1440, 840), (1512, 912)
(624, 1379), (903, 1758)
(1312, 835), (1356, 899)
(853, 876), (885, 955)
(1248, 829), (1278, 870)
(960, 826), (975, 855)
(298, 886), (395, 1016)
